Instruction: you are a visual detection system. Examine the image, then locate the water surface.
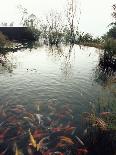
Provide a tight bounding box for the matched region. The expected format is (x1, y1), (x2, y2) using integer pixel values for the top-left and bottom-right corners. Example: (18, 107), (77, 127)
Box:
(0, 45), (115, 114)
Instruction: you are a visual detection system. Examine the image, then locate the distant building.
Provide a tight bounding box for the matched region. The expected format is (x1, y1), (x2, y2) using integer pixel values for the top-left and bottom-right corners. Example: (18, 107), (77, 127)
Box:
(0, 27), (35, 42)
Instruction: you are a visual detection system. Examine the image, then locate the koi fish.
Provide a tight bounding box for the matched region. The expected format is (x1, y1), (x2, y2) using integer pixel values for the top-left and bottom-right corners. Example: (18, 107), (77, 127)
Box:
(37, 136), (49, 151)
(35, 114), (43, 124)
(77, 148), (88, 155)
(29, 129), (37, 148)
(14, 143), (23, 155)
(100, 112), (111, 116)
(52, 127), (75, 132)
(75, 136), (84, 146)
(53, 151), (64, 155)
(60, 136), (74, 145)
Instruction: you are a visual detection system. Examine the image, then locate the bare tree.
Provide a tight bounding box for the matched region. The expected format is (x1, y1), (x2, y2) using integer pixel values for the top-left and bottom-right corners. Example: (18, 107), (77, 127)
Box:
(66, 0), (76, 43)
(66, 0), (81, 44)
(17, 5), (39, 28)
(46, 11), (63, 33)
(108, 4), (116, 27)
(26, 14), (39, 28)
(43, 11), (63, 46)
(112, 4), (116, 20)
(17, 5), (28, 26)
(10, 22), (14, 27)
(1, 22), (8, 27)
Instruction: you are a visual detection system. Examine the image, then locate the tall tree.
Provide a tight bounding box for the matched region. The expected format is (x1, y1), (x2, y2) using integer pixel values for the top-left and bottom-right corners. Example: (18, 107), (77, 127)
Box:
(17, 5), (39, 28)
(112, 4), (116, 23)
(66, 0), (77, 44)
(107, 4), (116, 39)
(109, 4), (116, 26)
(44, 11), (63, 45)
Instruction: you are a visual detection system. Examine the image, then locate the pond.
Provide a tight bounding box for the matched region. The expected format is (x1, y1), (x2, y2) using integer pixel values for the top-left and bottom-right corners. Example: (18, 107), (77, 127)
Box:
(0, 45), (116, 114)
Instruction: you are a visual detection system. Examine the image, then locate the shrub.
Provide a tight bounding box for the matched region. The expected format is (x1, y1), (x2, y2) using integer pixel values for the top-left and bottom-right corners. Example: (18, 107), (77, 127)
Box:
(107, 26), (116, 39)
(0, 32), (10, 48)
(103, 38), (116, 55)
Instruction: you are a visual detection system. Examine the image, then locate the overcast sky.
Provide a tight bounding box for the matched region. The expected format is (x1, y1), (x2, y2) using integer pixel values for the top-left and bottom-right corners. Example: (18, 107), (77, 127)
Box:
(0, 0), (115, 36)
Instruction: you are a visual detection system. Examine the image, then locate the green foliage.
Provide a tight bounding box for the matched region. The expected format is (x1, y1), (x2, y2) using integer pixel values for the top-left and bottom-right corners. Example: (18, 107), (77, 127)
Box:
(29, 28), (41, 41)
(48, 31), (63, 46)
(100, 3), (116, 70)
(107, 26), (116, 39)
(79, 33), (93, 43)
(40, 25), (63, 46)
(63, 28), (73, 44)
(103, 38), (116, 55)
(112, 4), (116, 25)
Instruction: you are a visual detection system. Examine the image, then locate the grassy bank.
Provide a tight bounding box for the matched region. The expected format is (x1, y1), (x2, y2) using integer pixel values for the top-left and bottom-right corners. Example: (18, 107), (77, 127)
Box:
(78, 42), (104, 49)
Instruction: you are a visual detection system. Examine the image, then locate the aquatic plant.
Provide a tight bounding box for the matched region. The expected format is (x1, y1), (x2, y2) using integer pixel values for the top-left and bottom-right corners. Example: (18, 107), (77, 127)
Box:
(82, 111), (116, 132)
(82, 111), (116, 155)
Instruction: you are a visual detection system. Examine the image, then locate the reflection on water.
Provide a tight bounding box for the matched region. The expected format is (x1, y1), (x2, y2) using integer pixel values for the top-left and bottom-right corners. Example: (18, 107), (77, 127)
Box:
(0, 45), (115, 114)
(93, 57), (116, 113)
(0, 53), (16, 73)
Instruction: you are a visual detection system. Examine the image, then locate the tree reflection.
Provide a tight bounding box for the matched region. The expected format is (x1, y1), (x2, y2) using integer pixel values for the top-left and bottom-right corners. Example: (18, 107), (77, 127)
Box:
(48, 45), (64, 58)
(48, 44), (74, 78)
(0, 52), (16, 73)
(94, 49), (116, 85)
(60, 45), (74, 78)
(94, 64), (116, 113)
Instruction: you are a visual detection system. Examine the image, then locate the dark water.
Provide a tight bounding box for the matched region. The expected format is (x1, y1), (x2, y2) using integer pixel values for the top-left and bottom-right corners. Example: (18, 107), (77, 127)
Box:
(0, 45), (116, 114)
